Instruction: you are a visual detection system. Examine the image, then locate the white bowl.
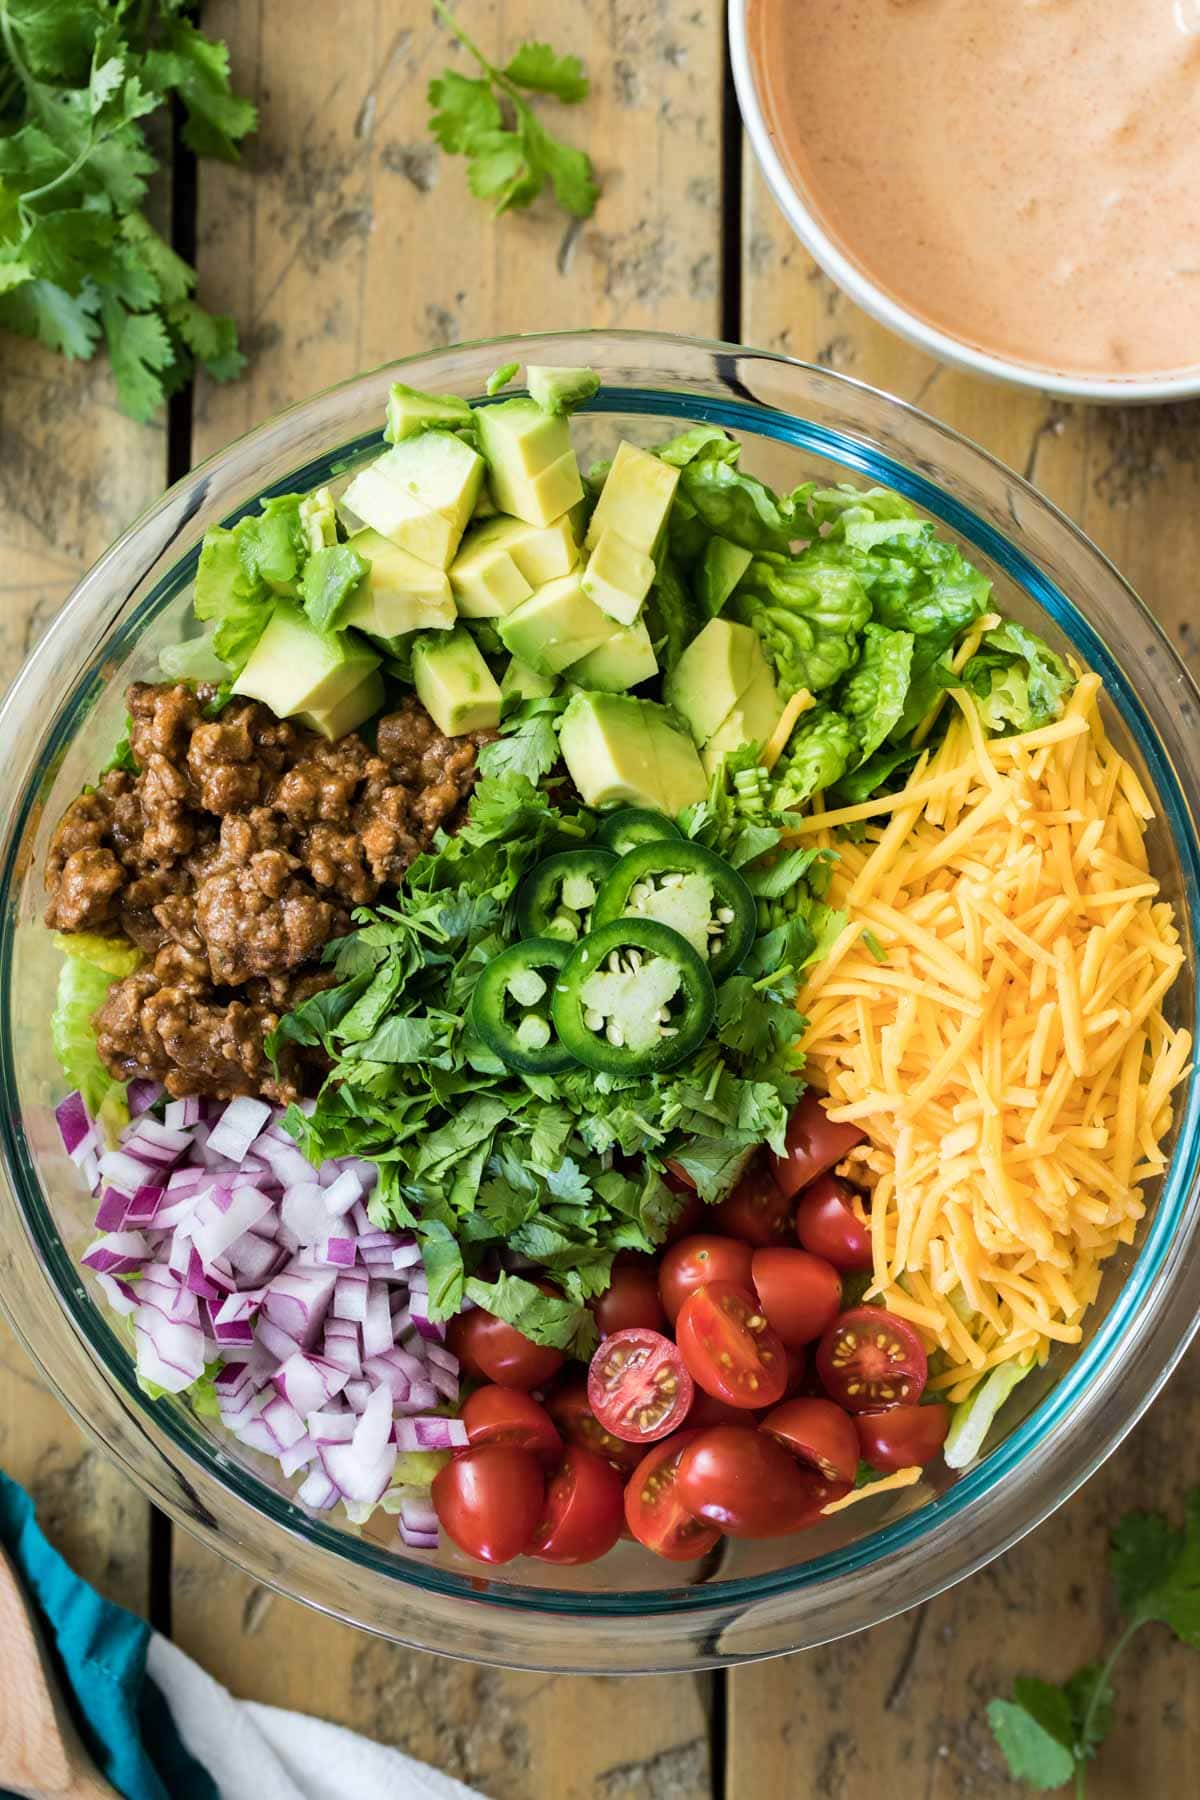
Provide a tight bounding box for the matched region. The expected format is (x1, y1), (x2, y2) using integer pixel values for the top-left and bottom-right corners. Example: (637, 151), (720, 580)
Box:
(729, 0), (1200, 406)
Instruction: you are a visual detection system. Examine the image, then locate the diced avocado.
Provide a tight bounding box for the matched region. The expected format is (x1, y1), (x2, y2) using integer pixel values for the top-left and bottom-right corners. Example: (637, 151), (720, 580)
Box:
(497, 570), (619, 675)
(411, 628), (502, 735)
(700, 663), (783, 775)
(472, 482), (498, 519)
(526, 365), (601, 415)
(501, 656), (559, 703)
(506, 515), (579, 586)
(477, 399), (584, 526)
(663, 617), (769, 746)
(233, 602), (380, 720)
(571, 619), (658, 693)
(450, 518), (535, 618)
(585, 440), (680, 557)
(699, 537), (753, 617)
(341, 432), (484, 570)
(339, 528), (456, 638)
(298, 667), (385, 740)
(384, 381), (474, 443)
(558, 692), (705, 815)
(300, 486), (339, 553)
(581, 527), (656, 627)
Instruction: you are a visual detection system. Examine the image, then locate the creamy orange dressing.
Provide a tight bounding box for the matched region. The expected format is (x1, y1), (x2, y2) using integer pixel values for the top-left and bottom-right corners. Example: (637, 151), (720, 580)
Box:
(748, 0), (1200, 378)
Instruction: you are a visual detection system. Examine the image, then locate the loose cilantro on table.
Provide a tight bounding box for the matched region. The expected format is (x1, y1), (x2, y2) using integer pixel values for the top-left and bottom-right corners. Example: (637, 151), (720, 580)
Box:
(428, 2), (598, 221)
(0, 0), (254, 418)
(987, 1489), (1200, 1793)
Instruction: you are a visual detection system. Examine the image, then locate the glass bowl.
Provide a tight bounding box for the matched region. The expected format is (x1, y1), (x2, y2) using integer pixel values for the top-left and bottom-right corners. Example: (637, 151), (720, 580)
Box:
(1, 331), (1198, 1674)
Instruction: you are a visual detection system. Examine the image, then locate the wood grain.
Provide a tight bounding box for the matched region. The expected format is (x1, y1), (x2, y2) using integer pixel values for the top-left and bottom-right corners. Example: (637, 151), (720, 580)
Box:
(727, 155), (1200, 1800)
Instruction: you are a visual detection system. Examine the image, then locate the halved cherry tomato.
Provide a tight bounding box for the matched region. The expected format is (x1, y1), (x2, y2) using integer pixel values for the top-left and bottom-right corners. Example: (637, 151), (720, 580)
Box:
(782, 1345), (807, 1398)
(794, 1173), (874, 1271)
(815, 1307), (928, 1413)
(447, 1305), (565, 1391)
(588, 1328), (694, 1444)
(544, 1376), (642, 1473)
(685, 1388), (762, 1430)
(658, 1235), (755, 1325)
(461, 1385), (561, 1462)
(431, 1444), (544, 1565)
(623, 1428), (721, 1562)
(675, 1281), (788, 1409)
(760, 1396), (859, 1484)
(712, 1154), (793, 1246)
(856, 1403), (950, 1473)
(751, 1247), (843, 1349)
(772, 1093), (866, 1200)
(591, 1264), (668, 1336)
(529, 1444), (625, 1564)
(675, 1426), (837, 1537)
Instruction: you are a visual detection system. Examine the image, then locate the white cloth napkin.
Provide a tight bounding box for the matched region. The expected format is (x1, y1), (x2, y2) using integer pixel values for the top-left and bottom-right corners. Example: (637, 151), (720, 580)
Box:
(147, 1634), (486, 1800)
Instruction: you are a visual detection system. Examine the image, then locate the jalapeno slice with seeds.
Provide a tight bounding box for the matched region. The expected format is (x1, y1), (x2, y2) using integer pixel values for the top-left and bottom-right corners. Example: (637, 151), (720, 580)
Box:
(470, 938), (574, 1074)
(515, 848), (618, 943)
(551, 917), (715, 1075)
(592, 839), (755, 981)
(596, 806), (681, 858)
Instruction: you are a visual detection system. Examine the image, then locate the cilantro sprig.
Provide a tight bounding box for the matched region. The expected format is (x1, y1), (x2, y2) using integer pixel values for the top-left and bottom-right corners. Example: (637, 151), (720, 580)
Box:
(427, 2), (598, 220)
(0, 0), (254, 418)
(988, 1489), (1200, 1793)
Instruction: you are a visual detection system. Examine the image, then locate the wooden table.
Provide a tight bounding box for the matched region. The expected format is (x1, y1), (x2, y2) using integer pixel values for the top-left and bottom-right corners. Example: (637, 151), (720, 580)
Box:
(1, 5), (1197, 1793)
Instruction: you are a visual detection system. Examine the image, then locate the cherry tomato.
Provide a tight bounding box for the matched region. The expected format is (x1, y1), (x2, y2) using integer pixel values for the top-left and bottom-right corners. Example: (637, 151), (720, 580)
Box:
(856, 1403), (950, 1473)
(815, 1306), (928, 1413)
(544, 1377), (643, 1473)
(712, 1154), (793, 1246)
(675, 1281), (788, 1409)
(591, 1265), (668, 1336)
(461, 1385), (561, 1462)
(431, 1445), (544, 1565)
(675, 1426), (836, 1537)
(623, 1429), (721, 1562)
(751, 1246), (843, 1349)
(772, 1093), (866, 1200)
(447, 1305), (565, 1391)
(781, 1345), (807, 1398)
(529, 1444), (625, 1564)
(685, 1387), (762, 1430)
(588, 1328), (694, 1444)
(658, 1235), (755, 1325)
(760, 1396), (859, 1484)
(661, 1166), (706, 1244)
(794, 1173), (874, 1271)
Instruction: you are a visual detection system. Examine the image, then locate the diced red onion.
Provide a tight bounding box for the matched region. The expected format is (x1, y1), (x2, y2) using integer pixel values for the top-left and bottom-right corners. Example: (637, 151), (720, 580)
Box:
(55, 1091), (94, 1158)
(310, 1236), (356, 1269)
(332, 1269), (369, 1323)
(361, 1282), (394, 1359)
(81, 1231), (149, 1277)
(191, 1186), (273, 1264)
(79, 1147), (101, 1194)
(407, 1288), (446, 1343)
(260, 1394), (307, 1451)
(297, 1469), (340, 1510)
(391, 1243), (422, 1272)
(395, 1379), (438, 1414)
(94, 1187), (131, 1231)
(163, 1095), (202, 1128)
(343, 1378), (373, 1413)
(94, 1271), (140, 1316)
(393, 1417), (467, 1453)
(307, 1409), (356, 1444)
(123, 1185), (166, 1228)
(262, 1267), (336, 1350)
(272, 1351), (349, 1415)
(133, 1306), (205, 1393)
(279, 1436), (317, 1478)
(321, 1169), (362, 1219)
(280, 1181), (330, 1245)
(206, 1096), (272, 1162)
(97, 1148), (158, 1196)
(255, 1316), (303, 1365)
(399, 1496), (439, 1535)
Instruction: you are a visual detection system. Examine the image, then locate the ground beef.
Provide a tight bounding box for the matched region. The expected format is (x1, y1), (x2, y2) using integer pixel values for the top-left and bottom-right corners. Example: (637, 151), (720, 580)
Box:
(47, 683), (490, 1100)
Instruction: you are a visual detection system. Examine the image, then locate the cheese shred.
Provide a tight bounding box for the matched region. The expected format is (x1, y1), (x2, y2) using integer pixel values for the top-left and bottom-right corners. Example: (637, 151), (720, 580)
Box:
(800, 681), (1191, 1392)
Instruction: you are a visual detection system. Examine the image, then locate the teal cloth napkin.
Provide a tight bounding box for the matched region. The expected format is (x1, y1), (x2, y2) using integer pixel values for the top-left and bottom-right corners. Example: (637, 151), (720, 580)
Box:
(0, 1469), (216, 1800)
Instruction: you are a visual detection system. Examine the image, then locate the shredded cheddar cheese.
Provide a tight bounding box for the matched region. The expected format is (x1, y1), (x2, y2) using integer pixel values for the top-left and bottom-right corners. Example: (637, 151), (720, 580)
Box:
(761, 688), (816, 772)
(821, 1465), (924, 1513)
(799, 676), (1191, 1398)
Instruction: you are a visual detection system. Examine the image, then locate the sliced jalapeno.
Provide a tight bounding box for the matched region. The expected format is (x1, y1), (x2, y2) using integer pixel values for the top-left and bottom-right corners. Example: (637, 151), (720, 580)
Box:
(470, 938), (574, 1074)
(515, 848), (617, 943)
(596, 806), (681, 857)
(591, 839), (755, 981)
(551, 918), (715, 1075)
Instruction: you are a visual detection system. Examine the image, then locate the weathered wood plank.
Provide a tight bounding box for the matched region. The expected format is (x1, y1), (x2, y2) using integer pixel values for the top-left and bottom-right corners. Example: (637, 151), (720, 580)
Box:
(174, 5), (723, 1785)
(0, 337), (165, 1610)
(727, 158), (1200, 1800)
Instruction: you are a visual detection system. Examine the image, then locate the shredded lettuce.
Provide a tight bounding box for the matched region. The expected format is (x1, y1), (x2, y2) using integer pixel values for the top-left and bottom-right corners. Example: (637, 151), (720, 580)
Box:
(943, 1354), (1036, 1469)
(51, 933), (141, 1126)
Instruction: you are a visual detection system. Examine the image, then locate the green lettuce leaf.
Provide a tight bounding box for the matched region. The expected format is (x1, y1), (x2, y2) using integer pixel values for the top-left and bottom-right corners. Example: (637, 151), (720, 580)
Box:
(735, 552), (873, 698)
(960, 620), (1075, 734)
(51, 934), (140, 1122)
(837, 622), (915, 766)
(774, 708), (858, 808)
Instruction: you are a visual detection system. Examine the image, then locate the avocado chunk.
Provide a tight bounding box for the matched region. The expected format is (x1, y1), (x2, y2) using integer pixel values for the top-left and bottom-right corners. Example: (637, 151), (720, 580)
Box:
(663, 617), (771, 746)
(300, 486), (339, 553)
(450, 518), (535, 618)
(558, 692), (705, 815)
(505, 514), (580, 586)
(585, 440), (680, 557)
(571, 619), (658, 693)
(700, 663), (783, 775)
(699, 537), (753, 617)
(581, 527), (656, 627)
(384, 381), (474, 443)
(526, 365), (601, 415)
(298, 667), (385, 740)
(233, 602), (381, 720)
(411, 628), (502, 735)
(497, 569), (619, 675)
(477, 398), (584, 526)
(501, 656), (559, 703)
(341, 431), (484, 570)
(339, 529), (456, 637)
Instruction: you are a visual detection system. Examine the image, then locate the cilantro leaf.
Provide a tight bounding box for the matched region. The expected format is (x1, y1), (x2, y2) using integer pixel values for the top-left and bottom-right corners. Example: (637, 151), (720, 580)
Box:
(504, 42), (588, 103)
(1111, 1491), (1200, 1645)
(986, 1695), (1076, 1792)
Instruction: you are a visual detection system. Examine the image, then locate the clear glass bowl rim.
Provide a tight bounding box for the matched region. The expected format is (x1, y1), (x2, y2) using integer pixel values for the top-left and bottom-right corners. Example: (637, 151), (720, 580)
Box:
(1, 328), (1198, 1671)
